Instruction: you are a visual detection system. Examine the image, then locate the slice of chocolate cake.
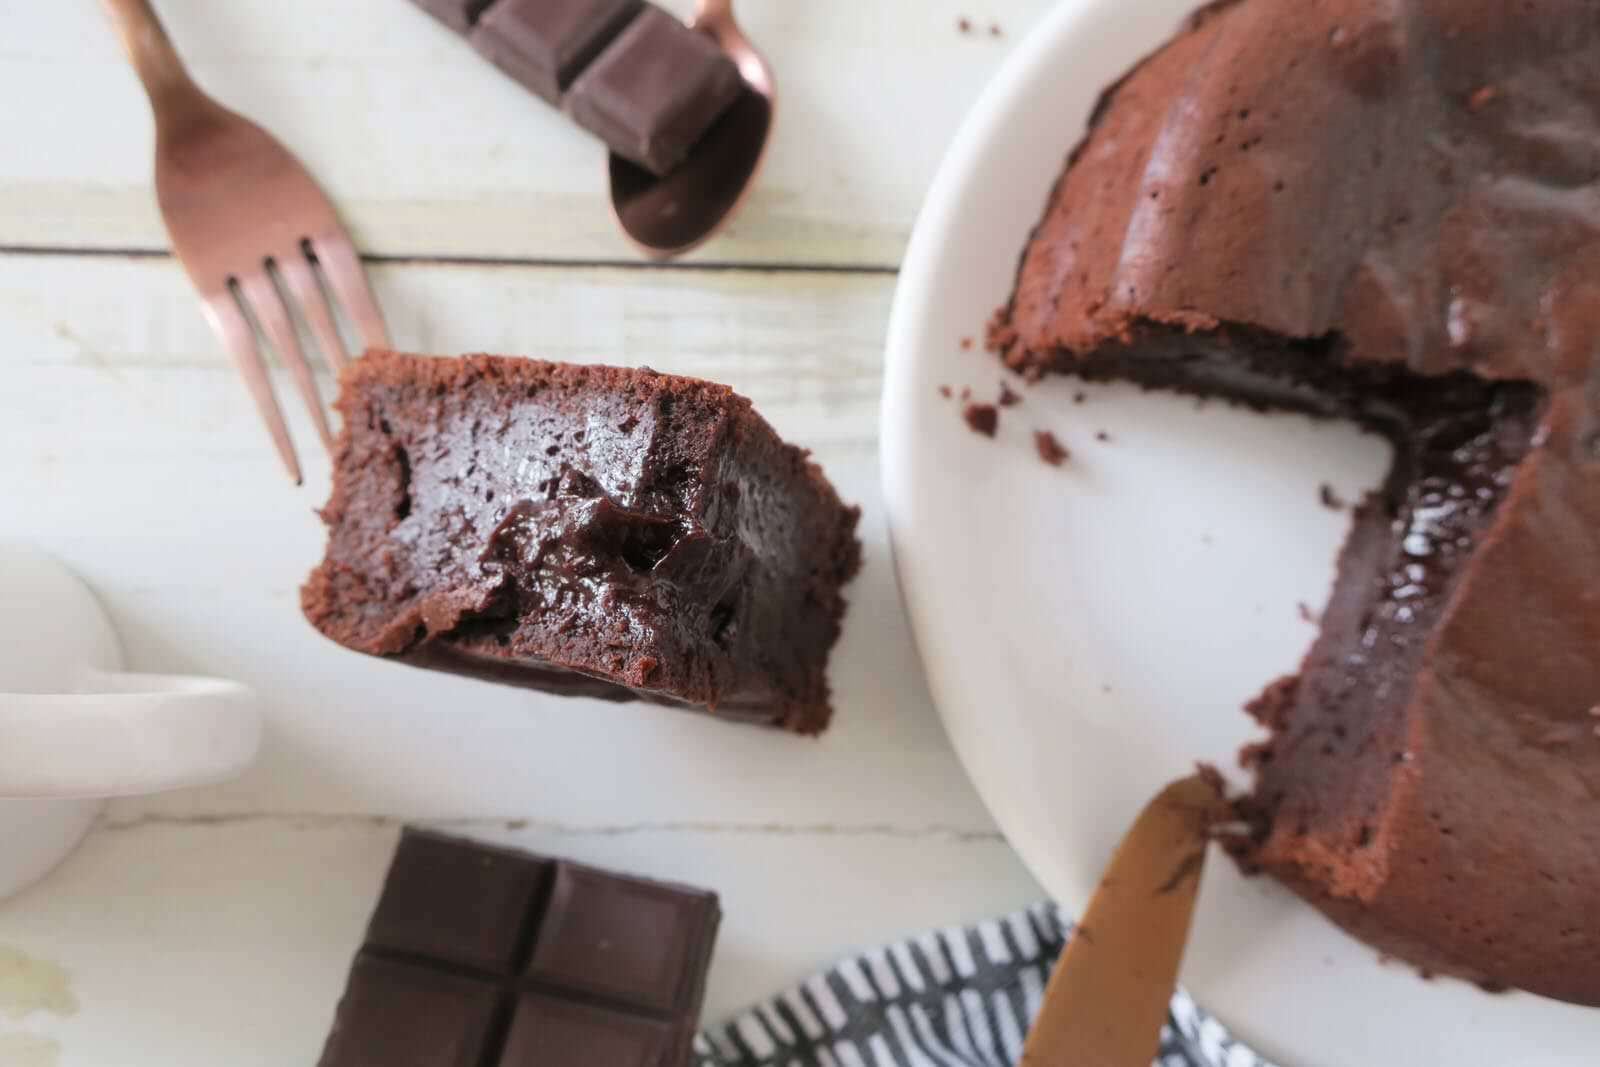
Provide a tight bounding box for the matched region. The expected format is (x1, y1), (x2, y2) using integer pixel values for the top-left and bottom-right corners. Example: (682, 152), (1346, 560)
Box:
(303, 352), (860, 734)
(993, 0), (1600, 1004)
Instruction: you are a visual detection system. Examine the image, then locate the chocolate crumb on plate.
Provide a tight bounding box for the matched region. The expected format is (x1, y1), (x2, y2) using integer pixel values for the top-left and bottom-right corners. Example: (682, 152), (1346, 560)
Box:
(960, 336), (975, 351)
(963, 403), (999, 438)
(997, 382), (1022, 407)
(1319, 483), (1346, 510)
(1034, 430), (1070, 466)
(938, 385), (952, 399)
(1095, 430), (1111, 442)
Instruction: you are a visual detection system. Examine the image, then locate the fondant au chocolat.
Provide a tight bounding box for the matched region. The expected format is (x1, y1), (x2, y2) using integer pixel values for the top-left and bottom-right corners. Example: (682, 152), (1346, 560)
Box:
(991, 0), (1600, 1004)
(303, 352), (860, 734)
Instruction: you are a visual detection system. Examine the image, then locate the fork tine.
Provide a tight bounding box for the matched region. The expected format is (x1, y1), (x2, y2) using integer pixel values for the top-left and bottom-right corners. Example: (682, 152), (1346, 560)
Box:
(310, 233), (390, 351)
(238, 271), (335, 450)
(201, 292), (303, 485)
(277, 252), (350, 374)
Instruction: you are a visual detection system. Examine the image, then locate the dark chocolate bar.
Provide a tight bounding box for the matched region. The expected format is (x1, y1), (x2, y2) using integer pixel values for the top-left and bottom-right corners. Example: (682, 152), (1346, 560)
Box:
(320, 829), (721, 1067)
(565, 6), (746, 176)
(412, 0), (495, 33)
(471, 0), (644, 105)
(407, 0), (746, 176)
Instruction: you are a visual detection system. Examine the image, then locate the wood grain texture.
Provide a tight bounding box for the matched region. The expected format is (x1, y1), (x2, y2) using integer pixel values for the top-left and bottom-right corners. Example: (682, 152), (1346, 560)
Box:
(0, 254), (999, 829)
(0, 0), (1051, 266)
(0, 4), (1056, 1060)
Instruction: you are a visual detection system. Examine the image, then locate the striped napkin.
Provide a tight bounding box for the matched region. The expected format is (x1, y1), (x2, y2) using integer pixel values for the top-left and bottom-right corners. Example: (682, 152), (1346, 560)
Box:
(694, 904), (1275, 1067)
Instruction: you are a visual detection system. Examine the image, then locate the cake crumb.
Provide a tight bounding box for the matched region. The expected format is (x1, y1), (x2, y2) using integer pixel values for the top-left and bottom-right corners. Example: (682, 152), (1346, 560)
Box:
(1297, 601), (1318, 624)
(1468, 84), (1499, 111)
(989, 21), (1004, 36)
(960, 386), (972, 401)
(1319, 483), (1346, 510)
(963, 403), (999, 438)
(960, 336), (975, 351)
(998, 382), (1022, 407)
(938, 385), (952, 399)
(1095, 430), (1111, 442)
(1072, 392), (1087, 404)
(1034, 430), (1070, 467)
(957, 15), (972, 33)
(1101, 684), (1113, 694)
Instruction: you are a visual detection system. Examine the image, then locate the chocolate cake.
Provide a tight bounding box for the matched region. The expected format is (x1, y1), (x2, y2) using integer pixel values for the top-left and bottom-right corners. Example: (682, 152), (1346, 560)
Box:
(303, 352), (860, 734)
(992, 0), (1600, 1004)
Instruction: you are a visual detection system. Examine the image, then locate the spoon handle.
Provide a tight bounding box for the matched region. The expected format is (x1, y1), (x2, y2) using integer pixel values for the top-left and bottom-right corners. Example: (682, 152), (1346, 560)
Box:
(1021, 775), (1227, 1066)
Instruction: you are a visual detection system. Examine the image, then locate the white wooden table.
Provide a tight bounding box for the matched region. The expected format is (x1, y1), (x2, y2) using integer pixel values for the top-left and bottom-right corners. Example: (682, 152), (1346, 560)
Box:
(0, 2), (1052, 1063)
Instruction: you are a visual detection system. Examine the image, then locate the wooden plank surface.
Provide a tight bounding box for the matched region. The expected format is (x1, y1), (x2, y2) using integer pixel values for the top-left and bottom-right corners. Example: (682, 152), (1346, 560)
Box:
(0, 254), (1043, 1064)
(2, 0), (1053, 265)
(0, 1), (1060, 1060)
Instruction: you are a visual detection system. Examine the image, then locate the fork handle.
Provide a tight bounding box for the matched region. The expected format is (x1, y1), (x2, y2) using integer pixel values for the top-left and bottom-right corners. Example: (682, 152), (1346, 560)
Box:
(101, 0), (202, 112)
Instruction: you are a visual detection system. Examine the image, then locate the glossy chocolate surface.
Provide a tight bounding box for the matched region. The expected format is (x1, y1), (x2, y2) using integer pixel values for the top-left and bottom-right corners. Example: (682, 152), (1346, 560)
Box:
(302, 351), (860, 733)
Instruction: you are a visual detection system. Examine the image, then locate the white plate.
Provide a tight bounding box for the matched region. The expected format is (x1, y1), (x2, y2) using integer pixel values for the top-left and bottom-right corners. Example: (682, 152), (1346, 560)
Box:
(880, 1), (1600, 1064)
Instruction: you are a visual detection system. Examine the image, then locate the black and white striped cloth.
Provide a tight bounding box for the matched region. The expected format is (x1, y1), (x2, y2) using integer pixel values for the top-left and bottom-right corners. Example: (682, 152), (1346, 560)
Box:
(694, 904), (1275, 1067)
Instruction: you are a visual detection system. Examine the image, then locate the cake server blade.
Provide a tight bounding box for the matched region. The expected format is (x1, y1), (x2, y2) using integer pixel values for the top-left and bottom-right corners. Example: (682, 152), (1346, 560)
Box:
(1022, 774), (1228, 1066)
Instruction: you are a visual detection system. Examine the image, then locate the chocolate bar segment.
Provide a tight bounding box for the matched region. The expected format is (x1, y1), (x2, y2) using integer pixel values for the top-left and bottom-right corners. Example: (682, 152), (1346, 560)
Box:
(365, 829), (550, 974)
(526, 863), (714, 1014)
(320, 829), (721, 1067)
(502, 995), (674, 1067)
(566, 5), (746, 176)
(409, 0), (495, 33)
(318, 954), (500, 1067)
(471, 0), (645, 105)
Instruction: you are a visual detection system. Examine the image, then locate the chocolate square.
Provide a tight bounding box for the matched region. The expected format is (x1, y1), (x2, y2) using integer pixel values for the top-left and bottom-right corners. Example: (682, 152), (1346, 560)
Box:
(319, 954), (500, 1067)
(471, 0), (645, 104)
(526, 863), (717, 1014)
(501, 994), (674, 1067)
(566, 5), (745, 176)
(366, 830), (550, 974)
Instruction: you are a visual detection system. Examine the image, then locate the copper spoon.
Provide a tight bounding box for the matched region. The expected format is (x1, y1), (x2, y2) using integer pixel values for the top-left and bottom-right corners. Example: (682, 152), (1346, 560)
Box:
(1022, 775), (1229, 1066)
(608, 0), (775, 259)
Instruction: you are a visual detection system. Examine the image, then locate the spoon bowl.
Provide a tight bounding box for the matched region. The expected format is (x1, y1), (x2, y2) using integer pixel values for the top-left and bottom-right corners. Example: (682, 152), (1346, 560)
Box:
(608, 0), (774, 258)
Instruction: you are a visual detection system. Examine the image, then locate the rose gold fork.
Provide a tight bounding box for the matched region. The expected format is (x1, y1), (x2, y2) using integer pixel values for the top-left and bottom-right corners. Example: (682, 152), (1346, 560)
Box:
(102, 0), (390, 484)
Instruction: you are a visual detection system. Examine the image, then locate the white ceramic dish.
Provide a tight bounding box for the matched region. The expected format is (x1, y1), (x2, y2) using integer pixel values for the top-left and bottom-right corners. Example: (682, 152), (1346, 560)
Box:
(880, 1), (1600, 1064)
(0, 544), (261, 900)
